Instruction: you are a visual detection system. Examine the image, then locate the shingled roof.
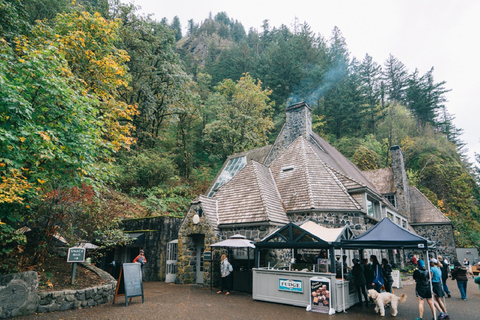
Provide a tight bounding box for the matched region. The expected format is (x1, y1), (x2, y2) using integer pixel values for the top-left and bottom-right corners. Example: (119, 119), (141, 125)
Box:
(362, 168), (396, 194)
(213, 160), (288, 225)
(409, 187), (451, 224)
(269, 137), (362, 212)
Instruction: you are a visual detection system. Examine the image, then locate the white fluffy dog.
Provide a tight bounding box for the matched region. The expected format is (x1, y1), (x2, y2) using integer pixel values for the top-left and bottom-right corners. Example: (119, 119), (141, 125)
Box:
(367, 289), (407, 317)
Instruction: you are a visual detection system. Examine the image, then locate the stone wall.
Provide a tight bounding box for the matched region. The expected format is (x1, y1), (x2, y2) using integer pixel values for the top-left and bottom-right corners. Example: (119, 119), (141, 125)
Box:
(412, 223), (456, 257)
(122, 216), (182, 281)
(0, 271), (39, 319)
(177, 203), (217, 285)
(0, 263), (116, 319)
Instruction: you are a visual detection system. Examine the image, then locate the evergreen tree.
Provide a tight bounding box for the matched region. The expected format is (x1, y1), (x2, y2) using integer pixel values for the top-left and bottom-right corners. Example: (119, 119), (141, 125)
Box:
(383, 54), (407, 103)
(171, 15), (182, 41)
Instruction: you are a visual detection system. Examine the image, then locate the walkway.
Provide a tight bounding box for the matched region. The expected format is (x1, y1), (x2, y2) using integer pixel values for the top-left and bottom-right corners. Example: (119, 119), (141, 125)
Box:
(21, 278), (479, 320)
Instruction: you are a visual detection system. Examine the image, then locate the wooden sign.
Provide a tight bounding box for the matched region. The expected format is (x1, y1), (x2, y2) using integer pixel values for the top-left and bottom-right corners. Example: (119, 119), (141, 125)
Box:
(67, 247), (86, 263)
(113, 263), (144, 306)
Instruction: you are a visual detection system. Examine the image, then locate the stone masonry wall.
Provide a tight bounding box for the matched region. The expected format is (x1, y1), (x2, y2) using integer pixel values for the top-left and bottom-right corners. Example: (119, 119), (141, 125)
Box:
(36, 263), (116, 314)
(177, 203), (217, 285)
(122, 216), (182, 281)
(0, 264), (116, 318)
(412, 224), (456, 257)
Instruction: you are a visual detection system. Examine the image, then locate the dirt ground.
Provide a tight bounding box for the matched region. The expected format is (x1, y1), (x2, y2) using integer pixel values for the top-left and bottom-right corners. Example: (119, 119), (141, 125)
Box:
(36, 255), (105, 292)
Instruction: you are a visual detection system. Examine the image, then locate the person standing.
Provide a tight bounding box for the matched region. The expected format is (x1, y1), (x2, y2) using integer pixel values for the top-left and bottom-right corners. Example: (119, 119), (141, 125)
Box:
(381, 258), (394, 293)
(464, 258), (474, 278)
(370, 255), (383, 292)
(362, 258), (374, 289)
(352, 258), (369, 307)
(430, 259), (450, 319)
(413, 260), (435, 320)
(133, 249), (147, 280)
(451, 260), (468, 300)
(217, 254), (232, 295)
(438, 255), (451, 298)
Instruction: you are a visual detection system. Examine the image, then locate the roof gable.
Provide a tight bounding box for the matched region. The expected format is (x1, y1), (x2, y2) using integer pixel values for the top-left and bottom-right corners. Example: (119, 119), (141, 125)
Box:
(213, 161), (288, 225)
(409, 186), (451, 224)
(269, 137), (362, 212)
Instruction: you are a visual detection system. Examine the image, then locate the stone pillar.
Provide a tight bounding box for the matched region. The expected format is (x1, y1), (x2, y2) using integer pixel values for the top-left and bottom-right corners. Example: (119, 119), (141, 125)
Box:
(390, 146), (411, 221)
(265, 101), (312, 165)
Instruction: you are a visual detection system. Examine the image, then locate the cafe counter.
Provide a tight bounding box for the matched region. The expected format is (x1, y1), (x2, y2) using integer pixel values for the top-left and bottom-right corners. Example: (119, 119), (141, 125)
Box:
(252, 268), (358, 313)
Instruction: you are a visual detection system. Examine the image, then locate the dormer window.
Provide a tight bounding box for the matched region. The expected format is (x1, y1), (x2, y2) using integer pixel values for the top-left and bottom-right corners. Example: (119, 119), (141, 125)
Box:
(281, 165), (295, 172)
(385, 194), (396, 208)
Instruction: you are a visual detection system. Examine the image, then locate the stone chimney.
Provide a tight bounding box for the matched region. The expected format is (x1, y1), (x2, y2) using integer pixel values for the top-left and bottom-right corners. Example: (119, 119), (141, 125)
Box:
(264, 102), (312, 165)
(390, 145), (411, 221)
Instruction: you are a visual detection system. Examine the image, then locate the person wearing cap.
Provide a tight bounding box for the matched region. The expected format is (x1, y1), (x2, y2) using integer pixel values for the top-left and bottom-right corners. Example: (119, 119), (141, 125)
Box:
(413, 259), (435, 320)
(430, 258), (449, 319)
(438, 255), (451, 298)
(133, 249), (147, 280)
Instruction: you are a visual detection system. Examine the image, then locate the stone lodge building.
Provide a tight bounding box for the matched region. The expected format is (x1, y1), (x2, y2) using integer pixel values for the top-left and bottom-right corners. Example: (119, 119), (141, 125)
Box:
(176, 102), (456, 285)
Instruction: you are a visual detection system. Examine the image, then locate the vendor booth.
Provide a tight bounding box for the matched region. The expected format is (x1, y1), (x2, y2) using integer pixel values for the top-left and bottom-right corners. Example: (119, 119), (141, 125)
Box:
(252, 222), (356, 313)
(210, 234), (255, 293)
(340, 218), (438, 318)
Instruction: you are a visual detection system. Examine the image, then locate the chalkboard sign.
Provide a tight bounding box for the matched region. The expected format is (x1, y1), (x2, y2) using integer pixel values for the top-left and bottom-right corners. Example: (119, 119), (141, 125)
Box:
(113, 263), (144, 306)
(67, 247), (85, 263)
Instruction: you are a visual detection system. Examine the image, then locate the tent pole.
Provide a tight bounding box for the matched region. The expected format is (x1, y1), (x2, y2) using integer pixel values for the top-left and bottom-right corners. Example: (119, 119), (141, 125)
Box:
(341, 248), (346, 313)
(427, 249), (436, 320)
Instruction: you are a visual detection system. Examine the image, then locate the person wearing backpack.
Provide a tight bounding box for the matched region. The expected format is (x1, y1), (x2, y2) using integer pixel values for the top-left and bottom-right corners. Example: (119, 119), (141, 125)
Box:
(217, 254), (233, 295)
(451, 259), (468, 300)
(413, 259), (435, 320)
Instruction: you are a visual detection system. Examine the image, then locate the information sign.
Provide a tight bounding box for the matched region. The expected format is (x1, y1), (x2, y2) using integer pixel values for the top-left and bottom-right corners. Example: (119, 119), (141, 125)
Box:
(67, 247), (86, 263)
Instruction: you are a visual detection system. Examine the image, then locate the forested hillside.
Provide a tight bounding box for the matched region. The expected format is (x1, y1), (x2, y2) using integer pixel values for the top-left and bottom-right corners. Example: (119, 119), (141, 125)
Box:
(1, 0), (479, 274)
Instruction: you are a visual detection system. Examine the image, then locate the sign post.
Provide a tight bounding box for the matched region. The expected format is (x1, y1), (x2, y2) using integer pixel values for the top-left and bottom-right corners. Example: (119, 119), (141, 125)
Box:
(67, 247), (86, 284)
(203, 251), (213, 291)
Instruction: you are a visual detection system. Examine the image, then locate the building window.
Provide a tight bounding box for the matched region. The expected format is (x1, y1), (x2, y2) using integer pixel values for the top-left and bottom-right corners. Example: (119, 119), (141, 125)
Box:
(208, 156), (247, 197)
(367, 198), (374, 217)
(402, 220), (407, 228)
(387, 212), (393, 221)
(385, 194), (396, 208)
(396, 216), (401, 225)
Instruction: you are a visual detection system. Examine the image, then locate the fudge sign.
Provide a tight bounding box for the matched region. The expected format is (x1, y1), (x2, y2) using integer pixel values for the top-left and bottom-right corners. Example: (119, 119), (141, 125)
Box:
(279, 279), (303, 293)
(67, 247), (86, 263)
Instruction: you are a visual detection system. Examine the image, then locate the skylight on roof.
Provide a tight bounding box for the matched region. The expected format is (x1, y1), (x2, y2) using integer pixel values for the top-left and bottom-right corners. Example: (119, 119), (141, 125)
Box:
(208, 156), (247, 197)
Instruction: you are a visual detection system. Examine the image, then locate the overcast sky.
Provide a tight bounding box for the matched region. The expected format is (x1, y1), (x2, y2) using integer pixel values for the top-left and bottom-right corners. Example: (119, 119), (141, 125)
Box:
(128, 0), (480, 162)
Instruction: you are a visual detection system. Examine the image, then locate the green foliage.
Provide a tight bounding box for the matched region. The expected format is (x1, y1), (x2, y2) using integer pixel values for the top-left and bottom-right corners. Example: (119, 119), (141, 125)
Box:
(352, 146), (381, 171)
(204, 74), (274, 158)
(114, 149), (177, 193)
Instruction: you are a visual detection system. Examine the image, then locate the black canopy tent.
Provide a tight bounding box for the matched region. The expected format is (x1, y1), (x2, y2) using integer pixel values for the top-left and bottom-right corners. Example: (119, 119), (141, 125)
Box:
(338, 217), (438, 318)
(254, 222), (334, 270)
(338, 217), (435, 250)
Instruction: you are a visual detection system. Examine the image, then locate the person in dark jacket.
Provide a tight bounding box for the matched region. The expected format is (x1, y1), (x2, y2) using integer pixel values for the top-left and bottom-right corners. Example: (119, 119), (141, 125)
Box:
(362, 258), (374, 289)
(413, 260), (435, 320)
(438, 255), (451, 298)
(382, 258), (394, 293)
(352, 258), (369, 307)
(451, 260), (468, 300)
